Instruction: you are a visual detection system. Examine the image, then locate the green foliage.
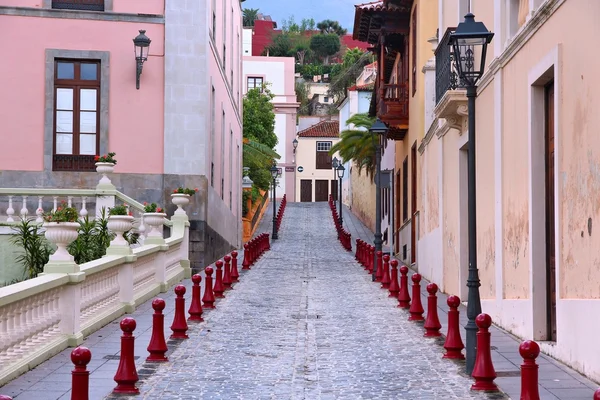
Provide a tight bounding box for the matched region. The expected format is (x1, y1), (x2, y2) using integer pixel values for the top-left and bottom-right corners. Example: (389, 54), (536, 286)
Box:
(329, 113), (377, 178)
(43, 202), (78, 223)
(243, 8), (259, 27)
(95, 152), (117, 164)
(243, 139), (280, 169)
(310, 34), (341, 65)
(243, 87), (277, 148)
(328, 50), (375, 103)
(67, 214), (112, 264)
(143, 202), (163, 213)
(173, 187), (199, 196)
(249, 168), (272, 192)
(10, 218), (52, 279)
(317, 19), (347, 36)
(242, 190), (251, 216)
(264, 32), (295, 57)
(108, 204), (129, 216)
(295, 81), (310, 116)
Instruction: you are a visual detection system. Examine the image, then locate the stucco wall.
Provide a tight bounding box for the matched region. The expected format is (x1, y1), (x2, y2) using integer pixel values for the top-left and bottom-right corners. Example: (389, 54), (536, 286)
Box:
(350, 165), (376, 232)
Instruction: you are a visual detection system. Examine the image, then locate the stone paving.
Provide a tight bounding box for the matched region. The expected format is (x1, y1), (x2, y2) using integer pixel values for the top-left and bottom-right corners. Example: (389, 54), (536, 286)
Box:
(1, 202), (598, 399)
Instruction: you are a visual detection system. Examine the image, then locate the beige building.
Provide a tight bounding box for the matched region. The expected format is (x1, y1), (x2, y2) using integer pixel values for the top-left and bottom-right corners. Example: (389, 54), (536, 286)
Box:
(294, 120), (341, 202)
(418, 0), (600, 382)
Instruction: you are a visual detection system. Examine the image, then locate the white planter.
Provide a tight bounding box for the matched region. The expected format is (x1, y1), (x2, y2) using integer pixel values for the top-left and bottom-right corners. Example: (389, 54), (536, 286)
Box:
(144, 212), (167, 238)
(95, 162), (116, 186)
(107, 215), (134, 247)
(171, 194), (190, 215)
(43, 222), (80, 263)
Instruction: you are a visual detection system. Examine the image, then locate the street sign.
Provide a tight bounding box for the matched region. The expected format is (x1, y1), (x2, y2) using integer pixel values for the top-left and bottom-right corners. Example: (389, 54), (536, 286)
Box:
(297, 166), (304, 172)
(285, 166), (294, 172)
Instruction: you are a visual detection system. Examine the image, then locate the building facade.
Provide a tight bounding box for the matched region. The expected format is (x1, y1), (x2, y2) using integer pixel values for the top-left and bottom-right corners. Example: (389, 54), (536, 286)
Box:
(417, 0), (600, 382)
(294, 121), (341, 203)
(242, 55), (299, 200)
(0, 0), (244, 268)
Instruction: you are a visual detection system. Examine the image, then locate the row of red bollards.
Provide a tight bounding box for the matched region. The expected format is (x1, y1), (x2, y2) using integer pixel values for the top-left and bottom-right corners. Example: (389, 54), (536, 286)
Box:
(0, 244), (272, 400)
(352, 238), (600, 399)
(328, 195), (352, 251)
(275, 194), (287, 234)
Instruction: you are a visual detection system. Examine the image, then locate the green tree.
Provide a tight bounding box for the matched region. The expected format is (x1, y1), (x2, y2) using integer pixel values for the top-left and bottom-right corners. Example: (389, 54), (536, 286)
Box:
(243, 8), (259, 27)
(295, 81), (310, 116)
(310, 33), (341, 65)
(328, 50), (375, 102)
(243, 87), (277, 148)
(264, 32), (294, 57)
(317, 19), (347, 36)
(329, 113), (377, 178)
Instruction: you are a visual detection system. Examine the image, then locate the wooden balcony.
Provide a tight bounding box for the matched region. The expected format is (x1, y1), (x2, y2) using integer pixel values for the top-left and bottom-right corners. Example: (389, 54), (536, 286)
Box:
(377, 83), (409, 140)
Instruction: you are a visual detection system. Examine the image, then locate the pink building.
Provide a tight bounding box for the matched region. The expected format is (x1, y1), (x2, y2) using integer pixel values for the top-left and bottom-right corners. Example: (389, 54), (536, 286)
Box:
(0, 0), (244, 268)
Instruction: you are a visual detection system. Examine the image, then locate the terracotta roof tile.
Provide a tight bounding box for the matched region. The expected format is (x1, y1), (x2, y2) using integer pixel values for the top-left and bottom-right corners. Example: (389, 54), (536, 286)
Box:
(348, 83), (375, 92)
(297, 120), (340, 138)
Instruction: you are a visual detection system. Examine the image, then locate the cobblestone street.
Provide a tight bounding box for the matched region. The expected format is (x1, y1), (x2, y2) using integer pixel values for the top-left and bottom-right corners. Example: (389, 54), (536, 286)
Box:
(118, 203), (502, 400)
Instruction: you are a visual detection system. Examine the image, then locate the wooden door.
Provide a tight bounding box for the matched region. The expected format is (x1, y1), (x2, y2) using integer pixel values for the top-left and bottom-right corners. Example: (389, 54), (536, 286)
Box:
(545, 82), (557, 340)
(396, 170), (401, 254)
(331, 179), (338, 202)
(410, 143), (417, 264)
(300, 180), (312, 202)
(315, 180), (329, 202)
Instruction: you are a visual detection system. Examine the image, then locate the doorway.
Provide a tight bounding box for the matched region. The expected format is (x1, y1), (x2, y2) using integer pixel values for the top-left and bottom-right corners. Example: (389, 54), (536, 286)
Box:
(545, 81), (557, 341)
(331, 179), (338, 202)
(410, 142), (417, 264)
(315, 180), (329, 202)
(300, 180), (312, 202)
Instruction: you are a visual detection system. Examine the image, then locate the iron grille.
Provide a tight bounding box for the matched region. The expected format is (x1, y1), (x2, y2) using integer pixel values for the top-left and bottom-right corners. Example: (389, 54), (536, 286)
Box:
(435, 27), (466, 104)
(53, 155), (97, 172)
(52, 0), (104, 11)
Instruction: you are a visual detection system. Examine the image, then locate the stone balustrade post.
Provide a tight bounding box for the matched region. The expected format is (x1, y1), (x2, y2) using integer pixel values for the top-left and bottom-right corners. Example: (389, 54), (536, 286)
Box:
(171, 215), (191, 279)
(59, 273), (86, 346)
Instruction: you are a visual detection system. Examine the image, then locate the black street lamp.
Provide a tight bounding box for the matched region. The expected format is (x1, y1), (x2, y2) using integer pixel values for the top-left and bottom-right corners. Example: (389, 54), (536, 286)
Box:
(332, 156), (339, 182)
(270, 164), (279, 240)
(369, 118), (389, 282)
(336, 164), (345, 227)
(448, 12), (494, 375)
(133, 30), (151, 90)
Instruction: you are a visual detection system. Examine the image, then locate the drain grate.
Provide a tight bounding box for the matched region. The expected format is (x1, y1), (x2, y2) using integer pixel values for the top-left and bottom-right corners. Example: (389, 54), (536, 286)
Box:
(291, 314), (321, 320)
(495, 370), (521, 377)
(103, 355), (140, 361)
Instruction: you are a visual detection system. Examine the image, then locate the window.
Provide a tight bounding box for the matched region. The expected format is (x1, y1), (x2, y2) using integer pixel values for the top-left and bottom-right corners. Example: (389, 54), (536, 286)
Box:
(211, 86), (216, 187)
(247, 76), (263, 92)
(212, 0), (217, 41)
(223, 44), (226, 69)
(316, 141), (333, 170)
(221, 109), (225, 199)
(52, 0), (104, 11)
(411, 6), (417, 96)
(402, 157), (409, 221)
(53, 60), (100, 171)
(323, 96), (329, 103)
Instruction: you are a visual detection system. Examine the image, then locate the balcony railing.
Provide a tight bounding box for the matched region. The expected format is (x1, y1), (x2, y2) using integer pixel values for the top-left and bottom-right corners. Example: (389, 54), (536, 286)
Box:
(435, 27), (466, 104)
(51, 0), (105, 11)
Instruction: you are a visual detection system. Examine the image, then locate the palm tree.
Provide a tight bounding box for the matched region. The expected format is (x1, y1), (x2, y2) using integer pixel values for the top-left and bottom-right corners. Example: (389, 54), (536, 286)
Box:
(243, 138), (280, 168)
(329, 113), (377, 178)
(243, 8), (259, 27)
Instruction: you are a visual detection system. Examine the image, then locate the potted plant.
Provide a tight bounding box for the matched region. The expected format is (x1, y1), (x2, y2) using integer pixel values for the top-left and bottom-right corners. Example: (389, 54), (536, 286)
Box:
(42, 202), (80, 263)
(94, 152), (117, 185)
(171, 187), (198, 215)
(143, 202), (166, 238)
(107, 203), (134, 247)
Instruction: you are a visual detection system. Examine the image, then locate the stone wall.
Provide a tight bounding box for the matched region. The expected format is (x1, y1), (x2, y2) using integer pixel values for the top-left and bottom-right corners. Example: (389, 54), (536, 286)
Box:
(349, 165), (376, 232)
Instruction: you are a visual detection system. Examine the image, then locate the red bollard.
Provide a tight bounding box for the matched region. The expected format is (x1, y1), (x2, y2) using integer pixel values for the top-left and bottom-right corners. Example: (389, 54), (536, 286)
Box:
(375, 251), (383, 282)
(71, 346), (91, 400)
(388, 260), (400, 297)
(230, 251), (240, 282)
(170, 285), (189, 339)
(242, 243), (251, 270)
(147, 298), (169, 362)
(355, 239), (360, 260)
(443, 295), (465, 359)
(381, 254), (391, 289)
(266, 234), (271, 251)
(594, 389), (600, 400)
(223, 255), (233, 289)
(408, 274), (424, 321)
(188, 275), (204, 322)
(248, 240), (255, 265)
(368, 246), (374, 273)
(423, 283), (442, 337)
(398, 265), (411, 308)
(202, 266), (216, 308)
(113, 317), (139, 394)
(471, 313), (498, 391)
(0, 396), (13, 400)
(519, 340), (540, 400)
(213, 260), (225, 298)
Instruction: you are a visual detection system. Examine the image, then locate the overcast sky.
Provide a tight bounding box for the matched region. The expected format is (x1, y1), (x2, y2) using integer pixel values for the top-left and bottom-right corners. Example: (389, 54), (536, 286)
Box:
(243, 0), (360, 32)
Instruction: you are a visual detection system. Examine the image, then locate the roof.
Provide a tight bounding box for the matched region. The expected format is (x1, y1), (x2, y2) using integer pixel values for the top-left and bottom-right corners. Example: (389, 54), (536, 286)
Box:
(348, 83), (375, 92)
(297, 120), (340, 138)
(353, 0), (413, 44)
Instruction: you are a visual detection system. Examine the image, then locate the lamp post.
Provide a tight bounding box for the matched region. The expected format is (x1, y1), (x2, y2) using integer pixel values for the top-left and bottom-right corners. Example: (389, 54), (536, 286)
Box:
(369, 119), (389, 282)
(133, 30), (151, 90)
(292, 138), (298, 201)
(448, 12), (494, 375)
(270, 164), (279, 240)
(336, 164), (345, 227)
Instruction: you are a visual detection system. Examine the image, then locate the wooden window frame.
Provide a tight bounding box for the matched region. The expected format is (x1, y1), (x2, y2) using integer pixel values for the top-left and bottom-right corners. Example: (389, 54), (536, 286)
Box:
(51, 0), (104, 11)
(315, 141), (333, 170)
(53, 59), (101, 172)
(247, 76), (264, 92)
